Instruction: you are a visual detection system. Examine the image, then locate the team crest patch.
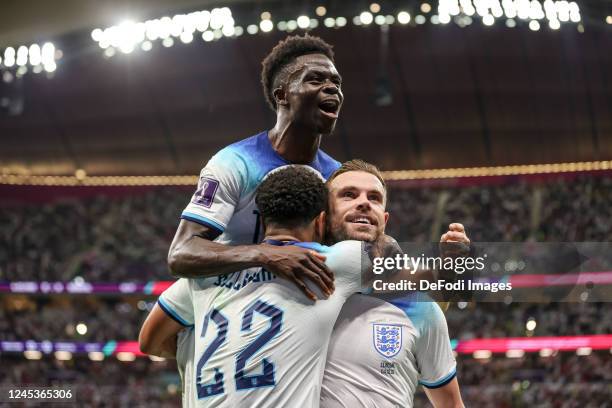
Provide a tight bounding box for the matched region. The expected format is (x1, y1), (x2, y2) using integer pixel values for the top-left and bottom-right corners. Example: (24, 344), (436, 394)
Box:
(373, 324), (402, 358)
(192, 178), (219, 208)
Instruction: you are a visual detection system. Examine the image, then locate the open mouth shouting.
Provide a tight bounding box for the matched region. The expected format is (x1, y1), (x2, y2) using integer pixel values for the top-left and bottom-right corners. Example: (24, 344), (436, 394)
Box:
(318, 98), (340, 119)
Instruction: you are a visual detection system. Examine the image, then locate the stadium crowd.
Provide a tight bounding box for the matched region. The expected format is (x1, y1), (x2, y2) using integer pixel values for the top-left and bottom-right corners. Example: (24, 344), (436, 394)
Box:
(1, 175), (611, 282)
(2, 351), (609, 407)
(1, 297), (609, 342)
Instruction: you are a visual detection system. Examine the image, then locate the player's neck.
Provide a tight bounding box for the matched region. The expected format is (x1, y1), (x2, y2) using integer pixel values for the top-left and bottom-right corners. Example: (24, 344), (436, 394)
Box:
(268, 121), (321, 164)
(264, 228), (315, 243)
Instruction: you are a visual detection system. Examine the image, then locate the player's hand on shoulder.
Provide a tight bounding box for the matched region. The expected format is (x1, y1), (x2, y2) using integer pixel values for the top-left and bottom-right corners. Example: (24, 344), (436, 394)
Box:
(258, 244), (335, 301)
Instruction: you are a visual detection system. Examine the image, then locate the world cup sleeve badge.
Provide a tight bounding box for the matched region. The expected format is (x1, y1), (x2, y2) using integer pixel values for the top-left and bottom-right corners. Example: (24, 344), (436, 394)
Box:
(192, 177), (219, 208)
(373, 323), (402, 358)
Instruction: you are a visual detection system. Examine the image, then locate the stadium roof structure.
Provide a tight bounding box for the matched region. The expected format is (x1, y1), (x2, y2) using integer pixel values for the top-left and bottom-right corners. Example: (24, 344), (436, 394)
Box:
(1, 0), (612, 176)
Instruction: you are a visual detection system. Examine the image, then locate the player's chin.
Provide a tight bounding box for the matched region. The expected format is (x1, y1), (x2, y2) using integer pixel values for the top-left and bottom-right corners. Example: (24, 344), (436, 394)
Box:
(316, 114), (338, 135)
(345, 224), (378, 242)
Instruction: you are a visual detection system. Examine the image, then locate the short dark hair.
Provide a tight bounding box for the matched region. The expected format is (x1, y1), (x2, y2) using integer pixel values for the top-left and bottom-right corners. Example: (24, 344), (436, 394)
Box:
(261, 34), (335, 111)
(326, 159), (387, 192)
(256, 166), (328, 228)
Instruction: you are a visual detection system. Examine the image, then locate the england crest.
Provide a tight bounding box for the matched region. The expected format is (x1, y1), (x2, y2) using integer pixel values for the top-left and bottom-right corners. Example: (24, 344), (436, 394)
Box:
(373, 324), (402, 358)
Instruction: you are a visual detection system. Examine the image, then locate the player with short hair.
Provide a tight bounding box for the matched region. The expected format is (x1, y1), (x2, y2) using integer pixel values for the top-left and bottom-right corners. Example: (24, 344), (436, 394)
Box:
(320, 159), (466, 408)
(140, 34), (344, 404)
(142, 166), (373, 407)
(167, 34), (345, 300)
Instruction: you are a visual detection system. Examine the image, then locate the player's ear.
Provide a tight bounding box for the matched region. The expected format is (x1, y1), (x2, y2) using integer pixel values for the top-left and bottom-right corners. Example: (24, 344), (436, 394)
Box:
(315, 211), (326, 243)
(273, 86), (288, 108)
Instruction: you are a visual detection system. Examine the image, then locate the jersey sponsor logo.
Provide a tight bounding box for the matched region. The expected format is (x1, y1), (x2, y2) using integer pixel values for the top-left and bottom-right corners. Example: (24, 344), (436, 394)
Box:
(192, 177), (220, 208)
(373, 323), (402, 358)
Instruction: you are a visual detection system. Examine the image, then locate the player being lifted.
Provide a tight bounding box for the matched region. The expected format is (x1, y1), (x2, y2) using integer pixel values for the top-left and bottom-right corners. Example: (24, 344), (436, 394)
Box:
(167, 34), (345, 298)
(142, 166), (376, 407)
(320, 160), (466, 408)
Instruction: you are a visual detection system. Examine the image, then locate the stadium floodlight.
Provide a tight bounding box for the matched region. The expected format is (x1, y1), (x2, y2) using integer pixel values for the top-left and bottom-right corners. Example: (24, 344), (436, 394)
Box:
(370, 3), (381, 14)
(431, 15), (440, 24)
(104, 47), (116, 58)
(397, 11), (411, 24)
(92, 7), (235, 53)
(607, 16), (612, 25)
(141, 41), (153, 51)
(529, 20), (541, 30)
(16, 46), (28, 66)
(202, 31), (214, 41)
(297, 15), (310, 29)
(483, 14), (495, 26)
(316, 6), (327, 17)
(421, 3), (432, 13)
(28, 44), (41, 66)
(385, 15), (395, 24)
(259, 19), (273, 32)
(359, 11), (374, 25)
(375, 15), (386, 25)
(525, 318), (537, 331)
(506, 18), (517, 27)
(439, 14), (452, 24)
(247, 24), (259, 35)
(324, 17), (335, 28)
(76, 323), (88, 335)
(336, 17), (347, 27)
(286, 20), (298, 31)
(309, 19), (319, 29)
(261, 11), (271, 20)
(549, 19), (560, 29)
(415, 15), (427, 24)
(568, 2), (580, 22)
(278, 21), (288, 30)
(234, 26), (244, 36)
(180, 31), (194, 43)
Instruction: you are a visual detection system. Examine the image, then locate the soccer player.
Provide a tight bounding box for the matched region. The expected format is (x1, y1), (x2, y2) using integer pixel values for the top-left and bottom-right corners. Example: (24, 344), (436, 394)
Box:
(140, 34), (344, 403)
(320, 159), (466, 408)
(167, 34), (345, 300)
(141, 167), (374, 407)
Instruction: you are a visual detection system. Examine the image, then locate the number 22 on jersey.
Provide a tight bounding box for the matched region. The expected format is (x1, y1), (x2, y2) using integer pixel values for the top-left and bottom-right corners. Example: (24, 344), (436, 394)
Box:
(196, 300), (283, 398)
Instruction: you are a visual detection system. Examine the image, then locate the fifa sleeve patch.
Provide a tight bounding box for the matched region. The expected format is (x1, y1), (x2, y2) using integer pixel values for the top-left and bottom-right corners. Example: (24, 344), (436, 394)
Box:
(191, 177), (220, 208)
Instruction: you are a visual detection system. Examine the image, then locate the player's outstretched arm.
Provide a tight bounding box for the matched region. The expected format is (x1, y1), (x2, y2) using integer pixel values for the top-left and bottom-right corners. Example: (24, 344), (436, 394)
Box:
(168, 219), (334, 300)
(424, 378), (465, 408)
(139, 303), (182, 359)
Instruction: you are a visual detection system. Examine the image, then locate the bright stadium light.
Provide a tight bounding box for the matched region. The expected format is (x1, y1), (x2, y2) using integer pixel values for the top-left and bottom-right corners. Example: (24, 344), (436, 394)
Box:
(278, 21), (288, 30)
(76, 323), (88, 335)
(88, 352), (105, 361)
(91, 28), (103, 41)
(180, 31), (194, 43)
(375, 15), (386, 25)
(141, 41), (153, 51)
(297, 15), (310, 29)
(549, 19), (560, 29)
(202, 31), (215, 41)
(24, 350), (42, 360)
(415, 15), (426, 24)
(247, 24), (259, 34)
(260, 19), (273, 32)
(483, 14), (495, 26)
(421, 3), (432, 13)
(336, 17), (347, 27)
(526, 318), (537, 331)
(55, 351), (72, 361)
(506, 18), (517, 27)
(324, 17), (335, 28)
(261, 11), (271, 20)
(360, 11), (374, 25)
(16, 46), (28, 66)
(162, 37), (174, 47)
(529, 20), (541, 30)
(397, 11), (411, 24)
(370, 3), (381, 13)
(116, 352), (136, 361)
(28, 44), (41, 65)
(316, 6), (327, 17)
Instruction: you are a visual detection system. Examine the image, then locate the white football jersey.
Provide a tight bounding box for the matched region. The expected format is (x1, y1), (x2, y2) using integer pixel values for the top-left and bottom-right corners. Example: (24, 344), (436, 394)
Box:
(176, 327), (195, 408)
(181, 130), (339, 245)
(320, 294), (456, 408)
(159, 240), (366, 408)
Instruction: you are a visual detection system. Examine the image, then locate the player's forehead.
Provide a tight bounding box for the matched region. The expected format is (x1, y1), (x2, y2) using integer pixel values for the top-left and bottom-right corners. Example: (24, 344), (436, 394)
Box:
(329, 171), (385, 194)
(290, 53), (339, 78)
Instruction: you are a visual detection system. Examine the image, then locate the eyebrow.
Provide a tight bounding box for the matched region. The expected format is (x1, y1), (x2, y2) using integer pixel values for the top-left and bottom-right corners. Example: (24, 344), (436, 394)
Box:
(306, 68), (342, 83)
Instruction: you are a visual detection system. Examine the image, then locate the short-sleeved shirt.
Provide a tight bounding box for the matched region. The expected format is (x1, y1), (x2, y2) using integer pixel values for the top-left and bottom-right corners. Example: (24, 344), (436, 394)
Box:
(181, 130), (340, 244)
(320, 293), (456, 408)
(159, 240), (367, 408)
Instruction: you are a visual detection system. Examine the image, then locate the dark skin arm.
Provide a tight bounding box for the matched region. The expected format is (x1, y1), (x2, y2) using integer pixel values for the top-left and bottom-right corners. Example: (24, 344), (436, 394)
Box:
(168, 219), (334, 301)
